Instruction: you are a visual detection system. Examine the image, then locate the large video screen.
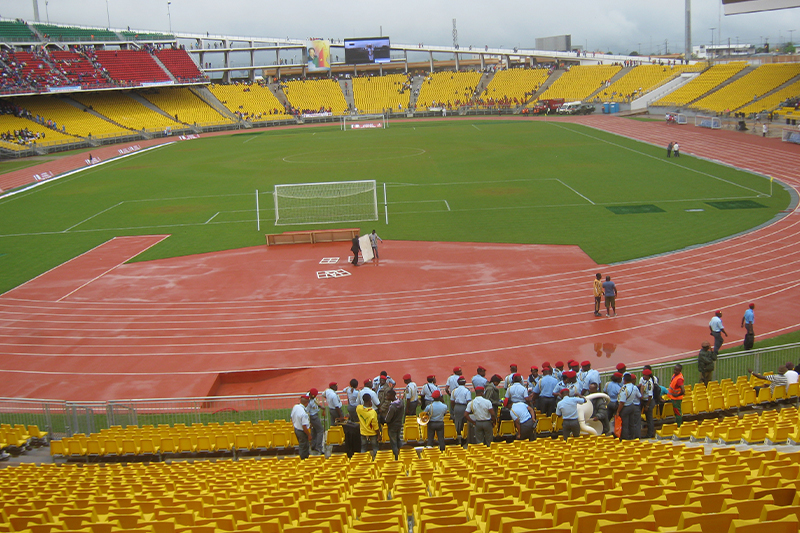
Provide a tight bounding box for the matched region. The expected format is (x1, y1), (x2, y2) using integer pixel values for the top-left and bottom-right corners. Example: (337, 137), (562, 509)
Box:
(344, 37), (391, 64)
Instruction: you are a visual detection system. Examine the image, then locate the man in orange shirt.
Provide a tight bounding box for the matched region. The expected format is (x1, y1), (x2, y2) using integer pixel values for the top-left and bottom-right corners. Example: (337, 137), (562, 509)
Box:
(666, 363), (685, 426)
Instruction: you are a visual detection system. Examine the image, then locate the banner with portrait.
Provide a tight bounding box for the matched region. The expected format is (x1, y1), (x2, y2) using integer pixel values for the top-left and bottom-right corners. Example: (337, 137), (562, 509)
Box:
(306, 40), (331, 72)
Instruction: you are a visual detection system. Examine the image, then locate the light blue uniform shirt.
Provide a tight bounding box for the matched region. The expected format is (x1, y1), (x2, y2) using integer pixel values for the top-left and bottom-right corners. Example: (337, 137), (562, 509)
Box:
(359, 388), (380, 407)
(425, 401), (448, 422)
(509, 402), (532, 424)
(472, 374), (488, 389)
(452, 385), (472, 405)
(555, 397), (585, 420)
(604, 381), (622, 402)
(307, 397), (320, 416)
(534, 375), (558, 398)
(506, 382), (528, 404)
(582, 369), (601, 391)
(618, 383), (642, 406)
(744, 308), (754, 325)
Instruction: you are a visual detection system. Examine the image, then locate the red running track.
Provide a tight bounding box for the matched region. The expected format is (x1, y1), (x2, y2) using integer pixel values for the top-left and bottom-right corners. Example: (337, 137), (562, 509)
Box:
(0, 116), (799, 401)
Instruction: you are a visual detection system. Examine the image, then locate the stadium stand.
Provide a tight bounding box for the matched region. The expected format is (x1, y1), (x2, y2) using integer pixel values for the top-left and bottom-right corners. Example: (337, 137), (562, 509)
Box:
(477, 68), (550, 108)
(352, 73), (412, 114)
(651, 61), (749, 107)
(49, 49), (111, 89)
(154, 48), (205, 82)
(738, 80), (800, 116)
(140, 87), (234, 125)
(93, 49), (171, 85)
(13, 95), (131, 138)
(0, 49), (70, 93)
(537, 64), (622, 102)
(0, 110), (77, 148)
(3, 434), (797, 533)
(689, 63), (800, 114)
(120, 30), (175, 41)
(209, 83), (293, 121)
(415, 71), (483, 109)
(0, 20), (37, 42)
(593, 63), (707, 102)
(71, 91), (178, 132)
(284, 78), (348, 115)
(32, 23), (119, 42)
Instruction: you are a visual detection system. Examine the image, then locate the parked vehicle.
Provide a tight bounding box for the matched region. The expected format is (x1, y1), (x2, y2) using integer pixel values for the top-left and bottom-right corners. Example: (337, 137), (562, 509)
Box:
(530, 98), (565, 115)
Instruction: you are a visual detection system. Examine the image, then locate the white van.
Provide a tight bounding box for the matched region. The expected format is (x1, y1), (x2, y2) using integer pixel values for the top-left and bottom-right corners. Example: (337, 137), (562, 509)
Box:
(557, 101), (582, 114)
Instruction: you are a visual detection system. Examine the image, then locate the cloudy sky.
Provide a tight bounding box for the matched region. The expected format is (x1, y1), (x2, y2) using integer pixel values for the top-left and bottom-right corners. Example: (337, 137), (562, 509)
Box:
(2, 0), (800, 55)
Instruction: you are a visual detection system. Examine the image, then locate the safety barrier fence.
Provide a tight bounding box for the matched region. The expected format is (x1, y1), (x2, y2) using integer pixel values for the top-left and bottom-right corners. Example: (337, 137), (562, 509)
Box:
(1, 342), (798, 441)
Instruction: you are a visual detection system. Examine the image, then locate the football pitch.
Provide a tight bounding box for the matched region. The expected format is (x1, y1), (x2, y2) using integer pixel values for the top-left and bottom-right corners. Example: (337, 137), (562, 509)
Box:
(0, 119), (790, 294)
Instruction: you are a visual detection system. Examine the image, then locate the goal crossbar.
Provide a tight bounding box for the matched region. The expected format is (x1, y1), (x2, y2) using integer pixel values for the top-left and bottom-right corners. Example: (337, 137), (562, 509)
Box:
(341, 113), (388, 130)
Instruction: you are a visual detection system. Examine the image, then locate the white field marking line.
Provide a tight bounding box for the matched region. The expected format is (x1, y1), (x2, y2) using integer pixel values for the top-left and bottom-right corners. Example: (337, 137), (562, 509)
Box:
(0, 217), (257, 238)
(444, 200), (451, 211)
(552, 122), (766, 196)
(0, 143), (175, 203)
(8, 281), (800, 369)
(124, 192), (253, 203)
(12, 269), (800, 345)
(242, 135), (258, 144)
(472, 124), (481, 131)
(386, 177), (560, 187)
(555, 178), (595, 205)
(6, 203), (800, 310)
(6, 219), (799, 316)
(5, 213), (800, 315)
(205, 212), (220, 224)
(55, 235), (170, 303)
(0, 237), (125, 298)
(63, 202), (123, 233)
(6, 247), (799, 330)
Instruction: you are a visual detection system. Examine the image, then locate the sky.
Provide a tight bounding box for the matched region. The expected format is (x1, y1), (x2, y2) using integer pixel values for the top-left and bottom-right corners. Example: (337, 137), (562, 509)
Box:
(2, 0), (800, 56)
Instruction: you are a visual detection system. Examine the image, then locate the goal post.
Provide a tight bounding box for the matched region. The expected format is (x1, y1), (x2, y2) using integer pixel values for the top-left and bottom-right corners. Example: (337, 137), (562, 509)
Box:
(676, 114), (688, 125)
(341, 113), (388, 130)
(695, 115), (722, 129)
(273, 180), (379, 226)
(782, 128), (800, 144)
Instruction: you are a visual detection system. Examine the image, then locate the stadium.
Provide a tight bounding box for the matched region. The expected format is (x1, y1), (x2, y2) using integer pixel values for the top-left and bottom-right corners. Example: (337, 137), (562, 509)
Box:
(2, 0), (800, 531)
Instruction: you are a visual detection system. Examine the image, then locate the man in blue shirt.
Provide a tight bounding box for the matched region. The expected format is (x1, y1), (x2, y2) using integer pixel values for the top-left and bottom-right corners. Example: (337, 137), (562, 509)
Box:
(602, 275), (617, 317)
(451, 377), (472, 445)
(506, 374), (528, 404)
(424, 390), (448, 450)
(741, 304), (755, 350)
(616, 373), (643, 440)
(533, 367), (559, 416)
(471, 366), (488, 390)
(578, 361), (601, 395)
(506, 397), (537, 441)
(555, 388), (586, 440)
(604, 372), (623, 436)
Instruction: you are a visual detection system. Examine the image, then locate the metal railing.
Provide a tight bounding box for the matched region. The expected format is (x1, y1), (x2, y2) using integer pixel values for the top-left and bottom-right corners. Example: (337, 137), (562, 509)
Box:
(2, 342), (798, 440)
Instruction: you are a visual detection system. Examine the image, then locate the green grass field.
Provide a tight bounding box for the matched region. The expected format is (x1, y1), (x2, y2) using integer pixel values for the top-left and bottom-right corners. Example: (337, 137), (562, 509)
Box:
(0, 120), (790, 294)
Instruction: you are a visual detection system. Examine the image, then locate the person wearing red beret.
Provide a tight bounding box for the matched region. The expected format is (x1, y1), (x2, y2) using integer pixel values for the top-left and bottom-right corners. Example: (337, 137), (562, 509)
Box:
(420, 375), (438, 410)
(553, 361), (564, 381)
(578, 361), (601, 395)
(307, 388), (324, 454)
(446, 367), (463, 419)
(532, 367), (559, 416)
(472, 366), (488, 390)
(424, 390), (448, 451)
(616, 373), (643, 440)
(403, 374), (418, 416)
(324, 382), (343, 424)
(506, 373), (529, 404)
(504, 364), (518, 390)
(639, 369), (658, 438)
(291, 395), (311, 459)
(484, 374), (503, 412)
(527, 366), (540, 394)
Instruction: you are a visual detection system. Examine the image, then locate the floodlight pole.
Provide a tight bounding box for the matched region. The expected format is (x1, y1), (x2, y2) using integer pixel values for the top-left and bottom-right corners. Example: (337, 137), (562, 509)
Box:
(684, 0), (691, 62)
(167, 2), (173, 34)
(105, 0), (111, 28)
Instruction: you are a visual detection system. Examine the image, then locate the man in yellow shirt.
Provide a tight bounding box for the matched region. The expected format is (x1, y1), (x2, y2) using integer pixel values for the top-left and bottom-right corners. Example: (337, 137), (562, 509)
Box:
(356, 394), (380, 458)
(593, 273), (603, 317)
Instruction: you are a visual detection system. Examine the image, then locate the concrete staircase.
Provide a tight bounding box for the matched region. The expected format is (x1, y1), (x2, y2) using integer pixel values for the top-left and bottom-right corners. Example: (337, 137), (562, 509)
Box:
(408, 74), (425, 110)
(339, 79), (354, 111)
(189, 86), (242, 124)
(60, 96), (138, 141)
(585, 66), (633, 101)
(149, 54), (177, 83)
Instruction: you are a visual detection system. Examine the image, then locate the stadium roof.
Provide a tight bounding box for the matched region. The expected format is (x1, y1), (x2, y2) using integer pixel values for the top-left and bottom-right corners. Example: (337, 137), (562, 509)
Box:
(723, 0), (800, 15)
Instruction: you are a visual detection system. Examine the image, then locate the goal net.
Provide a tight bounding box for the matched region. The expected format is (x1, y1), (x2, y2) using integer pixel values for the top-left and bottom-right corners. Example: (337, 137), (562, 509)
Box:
(676, 114), (688, 125)
(782, 128), (800, 144)
(695, 115), (722, 129)
(341, 113), (388, 130)
(274, 180), (378, 226)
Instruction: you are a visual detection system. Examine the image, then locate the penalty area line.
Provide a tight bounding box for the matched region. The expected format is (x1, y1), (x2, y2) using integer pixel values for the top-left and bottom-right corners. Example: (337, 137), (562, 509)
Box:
(556, 179), (595, 205)
(205, 212), (220, 224)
